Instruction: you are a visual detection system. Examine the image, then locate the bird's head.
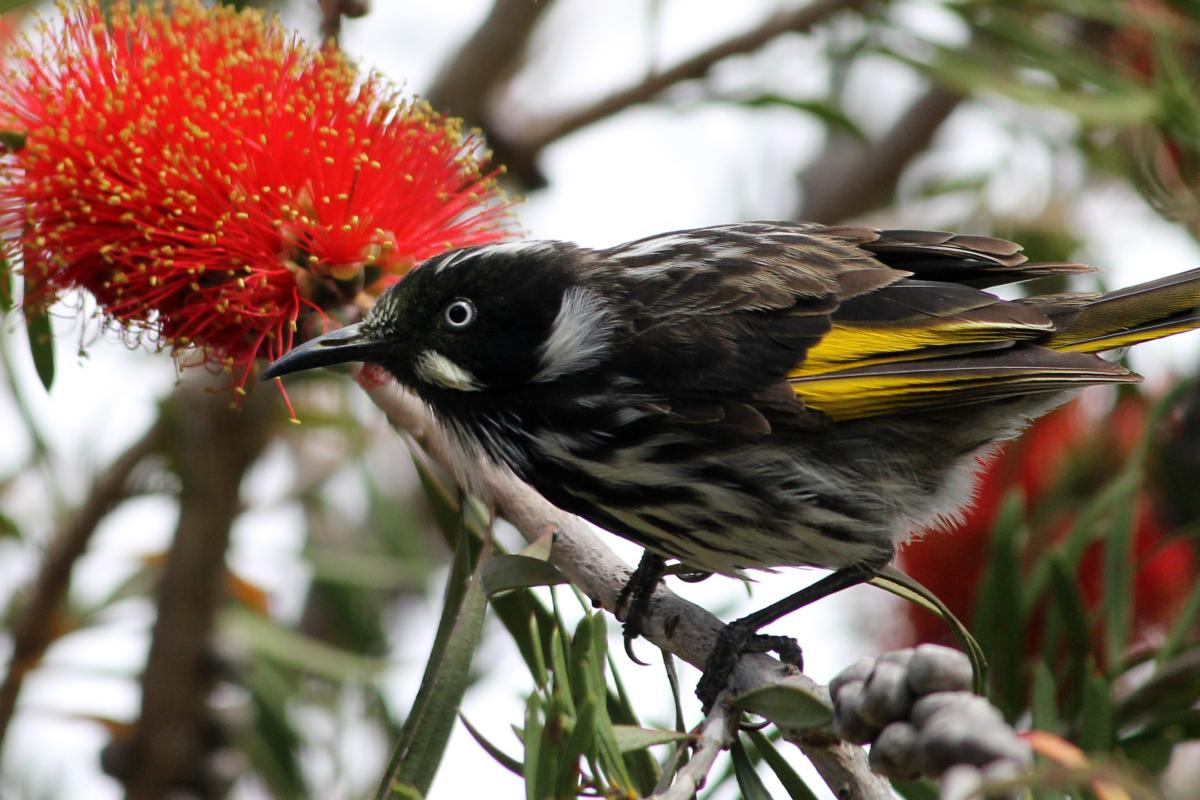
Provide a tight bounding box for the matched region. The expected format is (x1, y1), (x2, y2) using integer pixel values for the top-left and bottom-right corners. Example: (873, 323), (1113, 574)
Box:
(261, 241), (619, 402)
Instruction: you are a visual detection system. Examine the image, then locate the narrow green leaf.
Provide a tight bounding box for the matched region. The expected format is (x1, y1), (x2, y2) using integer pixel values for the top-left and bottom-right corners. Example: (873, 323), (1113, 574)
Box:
(745, 730), (820, 800)
(730, 738), (773, 800)
(871, 567), (988, 693)
(971, 491), (1026, 719)
(890, 778), (941, 800)
(611, 725), (690, 753)
(481, 554), (567, 595)
(603, 651), (660, 795)
(732, 684), (833, 730)
(458, 714), (524, 778)
(489, 589), (557, 679)
(0, 130), (25, 151)
(1116, 648), (1200, 727)
(1161, 576), (1200, 662)
(522, 696), (548, 800)
(528, 613), (549, 689)
(23, 304), (54, 392)
(239, 660), (307, 799)
(305, 547), (435, 590)
(1078, 660), (1115, 752)
(555, 697), (596, 797)
(0, 511), (19, 539)
(0, 256), (12, 313)
(548, 625), (575, 717)
(1102, 488), (1137, 669)
(375, 520), (488, 800)
(221, 606), (386, 682)
(1030, 661), (1060, 733)
(409, 450), (463, 542)
(719, 94), (867, 142)
(1042, 555), (1089, 718)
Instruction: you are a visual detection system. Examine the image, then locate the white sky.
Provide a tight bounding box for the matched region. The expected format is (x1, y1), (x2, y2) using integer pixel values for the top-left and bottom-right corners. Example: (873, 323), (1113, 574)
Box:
(3, 1), (1200, 798)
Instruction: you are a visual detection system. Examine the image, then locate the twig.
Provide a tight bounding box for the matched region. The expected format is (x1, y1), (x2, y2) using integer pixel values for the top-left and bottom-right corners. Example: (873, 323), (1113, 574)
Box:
(799, 84), (963, 222)
(513, 0), (868, 154)
(358, 378), (893, 800)
(647, 693), (736, 800)
(106, 380), (273, 800)
(0, 420), (163, 754)
(317, 0), (370, 45)
(425, 0), (558, 189)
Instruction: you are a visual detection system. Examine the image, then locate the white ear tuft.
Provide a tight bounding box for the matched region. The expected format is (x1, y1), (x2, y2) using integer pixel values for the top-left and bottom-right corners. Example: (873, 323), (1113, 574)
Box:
(534, 287), (615, 382)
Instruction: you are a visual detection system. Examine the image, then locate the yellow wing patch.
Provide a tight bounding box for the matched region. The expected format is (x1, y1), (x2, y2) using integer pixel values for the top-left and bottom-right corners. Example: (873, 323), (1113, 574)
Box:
(790, 319), (1046, 379)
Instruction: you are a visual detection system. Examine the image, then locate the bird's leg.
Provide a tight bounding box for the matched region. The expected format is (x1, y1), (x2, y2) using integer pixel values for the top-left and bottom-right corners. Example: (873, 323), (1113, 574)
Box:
(695, 555), (889, 712)
(615, 551), (668, 665)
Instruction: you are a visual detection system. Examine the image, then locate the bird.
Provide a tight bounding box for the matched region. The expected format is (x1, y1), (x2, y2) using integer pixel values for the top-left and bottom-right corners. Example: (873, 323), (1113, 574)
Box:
(262, 221), (1200, 708)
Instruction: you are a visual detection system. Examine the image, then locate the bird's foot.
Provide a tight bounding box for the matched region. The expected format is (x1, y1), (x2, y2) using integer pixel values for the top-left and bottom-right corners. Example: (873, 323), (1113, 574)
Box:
(695, 622), (804, 712)
(615, 552), (667, 666)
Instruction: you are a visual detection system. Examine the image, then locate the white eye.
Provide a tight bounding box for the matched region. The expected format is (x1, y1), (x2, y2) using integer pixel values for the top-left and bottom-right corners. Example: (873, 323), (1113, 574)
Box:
(444, 299), (475, 329)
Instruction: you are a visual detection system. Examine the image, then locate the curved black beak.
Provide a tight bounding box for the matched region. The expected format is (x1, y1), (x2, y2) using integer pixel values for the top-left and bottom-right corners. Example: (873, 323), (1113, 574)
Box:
(261, 323), (384, 380)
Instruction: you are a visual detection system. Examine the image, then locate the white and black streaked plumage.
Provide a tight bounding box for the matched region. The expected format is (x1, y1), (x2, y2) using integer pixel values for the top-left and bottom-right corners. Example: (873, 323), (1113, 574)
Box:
(264, 221), (1200, 703)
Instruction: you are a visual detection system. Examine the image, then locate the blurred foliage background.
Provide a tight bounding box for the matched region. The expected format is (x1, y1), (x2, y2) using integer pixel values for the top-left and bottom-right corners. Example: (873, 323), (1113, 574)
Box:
(3, 0), (1200, 798)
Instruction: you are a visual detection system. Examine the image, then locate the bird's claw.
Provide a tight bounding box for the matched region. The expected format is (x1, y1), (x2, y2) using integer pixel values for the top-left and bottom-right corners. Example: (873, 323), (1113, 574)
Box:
(696, 624), (805, 712)
(623, 631), (652, 667)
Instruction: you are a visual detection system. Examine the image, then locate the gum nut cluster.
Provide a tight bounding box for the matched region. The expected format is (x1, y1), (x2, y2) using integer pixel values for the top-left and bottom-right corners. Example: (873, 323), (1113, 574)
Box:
(829, 645), (1032, 787)
(0, 0), (514, 387)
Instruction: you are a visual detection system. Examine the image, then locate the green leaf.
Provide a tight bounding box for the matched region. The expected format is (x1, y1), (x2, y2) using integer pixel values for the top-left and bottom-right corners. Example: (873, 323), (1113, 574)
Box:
(1101, 485), (1137, 668)
(1042, 554), (1090, 718)
(1161, 576), (1200, 662)
(730, 738), (773, 800)
(1078, 660), (1115, 752)
(221, 606), (386, 682)
(522, 695), (557, 800)
(409, 449), (464, 544)
(1116, 648), (1200, 728)
(0, 256), (12, 313)
(971, 491), (1026, 719)
(890, 778), (941, 800)
(603, 651), (660, 795)
(239, 660), (307, 799)
(0, 511), (19, 539)
(745, 729), (820, 800)
(1030, 660), (1060, 733)
(481, 554), (568, 596)
(458, 714), (524, 779)
(23, 303), (54, 392)
(721, 94), (867, 142)
(375, 518), (489, 800)
(0, 130), (25, 151)
(555, 697), (596, 797)
(871, 567), (988, 694)
(305, 547), (435, 590)
(611, 725), (690, 753)
(732, 684), (833, 730)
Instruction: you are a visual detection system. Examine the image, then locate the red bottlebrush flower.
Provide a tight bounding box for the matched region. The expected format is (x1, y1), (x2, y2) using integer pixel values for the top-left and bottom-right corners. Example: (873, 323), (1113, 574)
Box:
(0, 0), (514, 385)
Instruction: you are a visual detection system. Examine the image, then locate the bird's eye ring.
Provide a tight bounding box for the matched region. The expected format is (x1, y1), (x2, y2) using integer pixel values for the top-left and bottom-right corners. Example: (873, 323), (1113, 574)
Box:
(444, 299), (476, 329)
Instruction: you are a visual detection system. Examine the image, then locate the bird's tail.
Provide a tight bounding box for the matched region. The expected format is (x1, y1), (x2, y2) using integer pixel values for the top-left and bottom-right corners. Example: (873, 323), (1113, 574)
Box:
(1031, 268), (1200, 354)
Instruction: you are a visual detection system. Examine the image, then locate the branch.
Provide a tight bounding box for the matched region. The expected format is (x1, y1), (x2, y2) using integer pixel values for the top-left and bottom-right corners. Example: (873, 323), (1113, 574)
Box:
(105, 380), (273, 800)
(358, 378), (893, 800)
(317, 0), (370, 44)
(647, 693), (735, 800)
(0, 420), (163, 754)
(799, 84), (963, 223)
(513, 0), (868, 155)
(424, 0), (557, 189)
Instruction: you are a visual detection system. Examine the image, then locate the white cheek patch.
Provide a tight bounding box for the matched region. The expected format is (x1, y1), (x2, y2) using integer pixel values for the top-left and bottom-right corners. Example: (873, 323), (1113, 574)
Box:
(534, 287), (615, 382)
(415, 349), (483, 392)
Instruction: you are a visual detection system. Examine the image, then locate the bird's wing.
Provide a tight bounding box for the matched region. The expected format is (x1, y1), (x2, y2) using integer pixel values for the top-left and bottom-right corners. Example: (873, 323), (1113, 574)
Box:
(607, 223), (1136, 423)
